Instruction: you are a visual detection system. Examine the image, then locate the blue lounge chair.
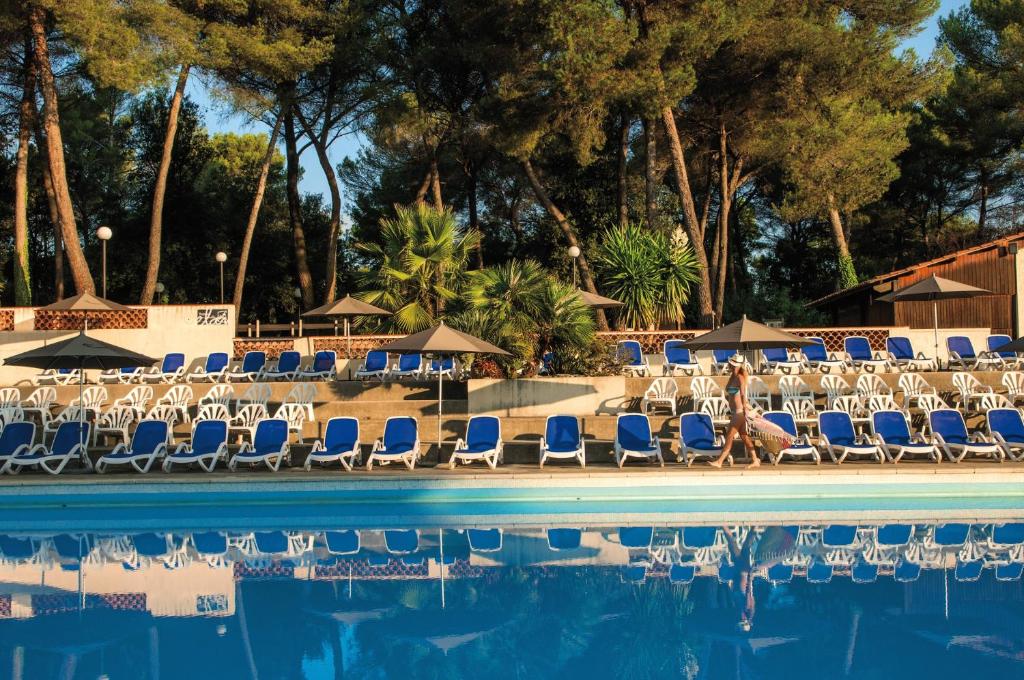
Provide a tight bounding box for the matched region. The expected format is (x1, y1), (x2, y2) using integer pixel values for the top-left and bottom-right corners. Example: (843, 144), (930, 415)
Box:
(886, 336), (936, 372)
(932, 523), (970, 547)
(995, 562), (1024, 581)
(99, 366), (142, 384)
(142, 353), (186, 384)
(96, 420), (169, 473)
(425, 356), (457, 379)
(539, 351), (556, 376)
(0, 422), (36, 474)
(947, 336), (1003, 371)
(355, 350), (389, 381)
(682, 526), (718, 549)
(261, 351), (301, 381)
(876, 524), (913, 547)
(987, 408), (1024, 462)
(801, 337), (846, 373)
(678, 412), (727, 466)
(662, 340), (700, 376)
(711, 349), (735, 375)
(392, 353), (423, 380)
(226, 351), (267, 382)
(807, 559), (834, 584)
(613, 414), (663, 468)
(954, 559), (983, 582)
(324, 530), (360, 555)
(467, 528), (502, 552)
(616, 340), (650, 377)
(450, 415), (502, 469)
(186, 352), (230, 382)
(822, 524), (858, 547)
(991, 523), (1024, 546)
(298, 350), (337, 381)
(367, 416), (420, 470)
(619, 527), (654, 549)
(818, 411), (884, 463)
(895, 558), (921, 583)
(547, 528), (582, 551)
(307, 417), (361, 471)
(539, 415), (585, 468)
(229, 418), (291, 471)
(988, 334), (1022, 368)
(669, 564), (696, 584)
(767, 563), (794, 584)
(36, 367), (81, 386)
(843, 336), (889, 373)
(852, 561), (879, 584)
(384, 529), (418, 554)
(761, 411), (819, 464)
(8, 421), (90, 474)
(929, 409), (1002, 462)
(163, 419), (229, 472)
(871, 410), (939, 463)
(761, 347), (803, 375)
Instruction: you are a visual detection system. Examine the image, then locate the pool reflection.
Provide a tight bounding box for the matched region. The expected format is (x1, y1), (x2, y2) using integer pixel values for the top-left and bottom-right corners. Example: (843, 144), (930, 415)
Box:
(0, 522), (1021, 678)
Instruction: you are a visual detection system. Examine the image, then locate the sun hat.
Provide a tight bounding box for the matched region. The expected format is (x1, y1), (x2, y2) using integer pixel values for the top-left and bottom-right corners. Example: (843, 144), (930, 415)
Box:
(728, 354), (745, 367)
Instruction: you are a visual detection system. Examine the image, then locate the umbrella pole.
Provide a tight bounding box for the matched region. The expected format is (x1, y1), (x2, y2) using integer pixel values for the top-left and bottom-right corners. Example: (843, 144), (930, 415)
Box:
(346, 317), (351, 381)
(933, 301), (939, 370)
(437, 363), (443, 465)
(79, 360), (85, 455)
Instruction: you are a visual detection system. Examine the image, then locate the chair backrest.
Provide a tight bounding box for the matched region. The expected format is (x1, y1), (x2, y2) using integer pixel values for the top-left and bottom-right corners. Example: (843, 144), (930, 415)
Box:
(275, 351), (301, 372)
(545, 415), (581, 450)
(235, 404), (268, 425)
(162, 353), (185, 373)
(645, 377), (678, 399)
(762, 347), (789, 362)
(160, 385), (193, 406)
(0, 388), (19, 408)
(0, 422), (35, 455)
(312, 351), (336, 372)
(25, 387), (56, 408)
(238, 383), (271, 405)
(398, 353), (422, 372)
(855, 373), (890, 397)
(196, 403), (230, 422)
(431, 357), (455, 371)
(978, 393), (1013, 411)
(145, 405), (179, 426)
(831, 395), (863, 417)
(78, 386), (107, 409)
(241, 351), (267, 373)
(616, 341), (643, 366)
(54, 405), (85, 425)
(819, 411), (858, 445)
(947, 336), (974, 359)
(205, 352), (229, 373)
(663, 340), (692, 365)
(325, 417), (359, 450)
(284, 383), (316, 405)
(131, 420), (169, 453)
(680, 412), (717, 448)
(988, 408), (1024, 441)
(616, 414), (652, 449)
(916, 393), (949, 413)
(465, 415), (500, 449)
(53, 421), (89, 454)
(871, 410), (911, 445)
(762, 411), (798, 437)
(844, 336), (872, 359)
(988, 334), (1014, 357)
(200, 384), (234, 406)
(689, 377), (720, 401)
(383, 416), (418, 452)
(1003, 371), (1024, 396)
(273, 403), (306, 426)
(886, 336), (915, 360)
(254, 419), (288, 453)
(952, 371), (984, 396)
(866, 394), (901, 413)
(783, 397), (816, 419)
(778, 375), (810, 398)
(192, 419), (228, 455)
(123, 386), (153, 406)
(100, 406), (136, 428)
(699, 397), (731, 420)
(801, 337), (828, 361)
(712, 349), (734, 364)
(898, 373), (930, 396)
(363, 350), (388, 371)
(819, 375), (851, 407)
(929, 409), (968, 442)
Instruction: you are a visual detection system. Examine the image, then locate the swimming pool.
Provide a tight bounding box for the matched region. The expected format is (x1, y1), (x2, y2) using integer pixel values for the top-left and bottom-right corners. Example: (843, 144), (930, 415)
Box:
(0, 520), (1020, 679)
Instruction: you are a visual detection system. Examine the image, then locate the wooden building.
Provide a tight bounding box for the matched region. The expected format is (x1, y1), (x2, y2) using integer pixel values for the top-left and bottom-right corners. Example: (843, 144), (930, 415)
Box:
(808, 232), (1024, 337)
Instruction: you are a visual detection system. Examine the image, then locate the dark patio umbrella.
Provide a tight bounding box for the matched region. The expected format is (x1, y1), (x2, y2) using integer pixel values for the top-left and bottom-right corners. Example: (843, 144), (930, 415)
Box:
(877, 275), (990, 362)
(993, 336), (1024, 353)
(680, 316), (815, 350)
(5, 331), (157, 452)
(302, 295), (391, 378)
(377, 323), (509, 454)
(577, 289), (624, 309)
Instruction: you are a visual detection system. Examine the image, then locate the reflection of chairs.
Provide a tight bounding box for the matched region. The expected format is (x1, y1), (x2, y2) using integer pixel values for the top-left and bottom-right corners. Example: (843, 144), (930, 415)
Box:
(669, 564), (696, 584)
(678, 413), (727, 466)
(307, 417), (361, 471)
(851, 560), (878, 584)
(384, 529), (419, 554)
(367, 416), (421, 471)
(619, 526), (654, 549)
(467, 528), (503, 552)
(324, 530), (360, 555)
(613, 414), (663, 468)
(807, 559), (833, 584)
(539, 415), (585, 468)
(450, 415), (502, 470)
(954, 559), (983, 582)
(895, 558), (921, 583)
(547, 528), (581, 551)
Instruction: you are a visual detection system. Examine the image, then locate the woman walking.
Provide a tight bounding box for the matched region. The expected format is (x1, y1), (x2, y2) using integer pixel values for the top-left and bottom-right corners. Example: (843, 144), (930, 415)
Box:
(709, 354), (760, 468)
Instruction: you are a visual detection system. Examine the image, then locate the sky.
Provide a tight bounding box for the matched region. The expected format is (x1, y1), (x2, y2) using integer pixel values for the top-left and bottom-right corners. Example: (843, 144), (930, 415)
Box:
(187, 0), (967, 204)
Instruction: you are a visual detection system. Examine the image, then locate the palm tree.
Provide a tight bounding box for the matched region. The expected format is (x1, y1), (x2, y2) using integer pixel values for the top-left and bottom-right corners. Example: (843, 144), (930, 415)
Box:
(534, 278), (596, 368)
(357, 204), (480, 332)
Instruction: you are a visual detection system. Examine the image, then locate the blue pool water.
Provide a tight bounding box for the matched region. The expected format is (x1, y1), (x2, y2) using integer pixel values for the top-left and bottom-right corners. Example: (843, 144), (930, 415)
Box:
(0, 519), (1022, 678)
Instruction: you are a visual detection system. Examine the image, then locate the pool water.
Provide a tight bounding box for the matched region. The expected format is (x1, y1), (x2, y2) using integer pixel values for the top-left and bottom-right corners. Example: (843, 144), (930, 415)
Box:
(0, 521), (1021, 679)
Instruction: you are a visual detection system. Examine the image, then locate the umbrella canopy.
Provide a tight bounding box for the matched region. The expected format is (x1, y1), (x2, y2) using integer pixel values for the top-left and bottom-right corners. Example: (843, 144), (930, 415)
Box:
(37, 292), (132, 312)
(877, 275), (990, 302)
(577, 289), (624, 309)
(301, 294), (390, 318)
(4, 331), (156, 370)
(377, 323), (510, 356)
(680, 316), (814, 350)
(993, 336), (1024, 353)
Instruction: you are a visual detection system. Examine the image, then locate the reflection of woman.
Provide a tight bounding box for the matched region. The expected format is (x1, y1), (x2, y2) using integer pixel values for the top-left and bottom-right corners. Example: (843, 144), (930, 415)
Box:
(710, 355), (758, 468)
(721, 527), (798, 632)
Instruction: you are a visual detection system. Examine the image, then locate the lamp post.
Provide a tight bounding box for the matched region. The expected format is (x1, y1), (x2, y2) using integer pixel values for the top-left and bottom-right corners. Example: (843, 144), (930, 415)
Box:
(293, 286), (302, 336)
(567, 245), (581, 288)
(97, 226), (112, 298)
(155, 282), (165, 305)
(215, 251), (227, 304)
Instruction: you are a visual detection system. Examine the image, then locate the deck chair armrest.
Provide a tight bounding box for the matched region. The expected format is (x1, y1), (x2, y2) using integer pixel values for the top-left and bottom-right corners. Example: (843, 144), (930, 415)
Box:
(26, 443), (47, 457)
(454, 438), (466, 450)
(949, 351), (963, 362)
(371, 438), (383, 452)
(154, 443), (168, 457)
(310, 440), (325, 453)
(818, 434), (832, 449)
(216, 443), (229, 458)
(796, 433), (812, 446)
(173, 442), (192, 455)
(109, 443), (127, 456)
(916, 352), (929, 360)
(539, 436), (546, 451)
(910, 433), (928, 445)
(991, 432), (1008, 445)
(855, 433), (872, 445)
(237, 441), (253, 454)
(714, 434), (725, 446)
(931, 433), (946, 446)
(651, 435), (661, 448)
(967, 431), (989, 443)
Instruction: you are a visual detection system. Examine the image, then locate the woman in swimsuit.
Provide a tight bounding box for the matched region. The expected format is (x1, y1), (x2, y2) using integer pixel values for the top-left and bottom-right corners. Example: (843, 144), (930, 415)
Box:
(710, 354), (759, 468)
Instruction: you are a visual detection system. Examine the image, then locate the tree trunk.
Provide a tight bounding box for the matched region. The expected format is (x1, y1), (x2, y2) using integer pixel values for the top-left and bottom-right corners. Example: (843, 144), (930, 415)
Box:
(827, 193), (857, 290)
(32, 110), (63, 299)
(140, 63), (190, 304)
(232, 113), (282, 313)
(714, 123), (730, 318)
(617, 113), (629, 227)
(295, 109), (342, 304)
(467, 161), (483, 268)
(660, 105), (713, 326)
(284, 108), (315, 308)
(430, 156), (443, 207)
(643, 116), (658, 229)
(977, 167), (988, 236)
(13, 35), (36, 306)
(29, 6), (94, 295)
(413, 166), (432, 204)
(520, 157), (608, 330)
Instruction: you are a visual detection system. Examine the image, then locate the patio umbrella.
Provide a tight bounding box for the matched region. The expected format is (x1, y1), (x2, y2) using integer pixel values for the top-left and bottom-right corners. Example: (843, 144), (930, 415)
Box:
(992, 336), (1024, 353)
(37, 293), (132, 331)
(302, 295), (391, 379)
(577, 289), (624, 309)
(5, 331), (157, 453)
(679, 315), (815, 351)
(377, 323), (509, 457)
(877, 275), (990, 363)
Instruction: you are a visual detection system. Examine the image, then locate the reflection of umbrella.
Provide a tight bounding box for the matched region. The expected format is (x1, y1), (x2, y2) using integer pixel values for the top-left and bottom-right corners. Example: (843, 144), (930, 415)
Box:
(378, 324), (509, 455)
(680, 316), (815, 350)
(5, 332), (157, 453)
(302, 295), (391, 379)
(877, 275), (990, 363)
(577, 289), (624, 309)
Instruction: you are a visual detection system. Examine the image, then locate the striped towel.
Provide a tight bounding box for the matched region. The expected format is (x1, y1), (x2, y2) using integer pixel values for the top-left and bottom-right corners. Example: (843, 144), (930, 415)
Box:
(746, 410), (794, 455)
